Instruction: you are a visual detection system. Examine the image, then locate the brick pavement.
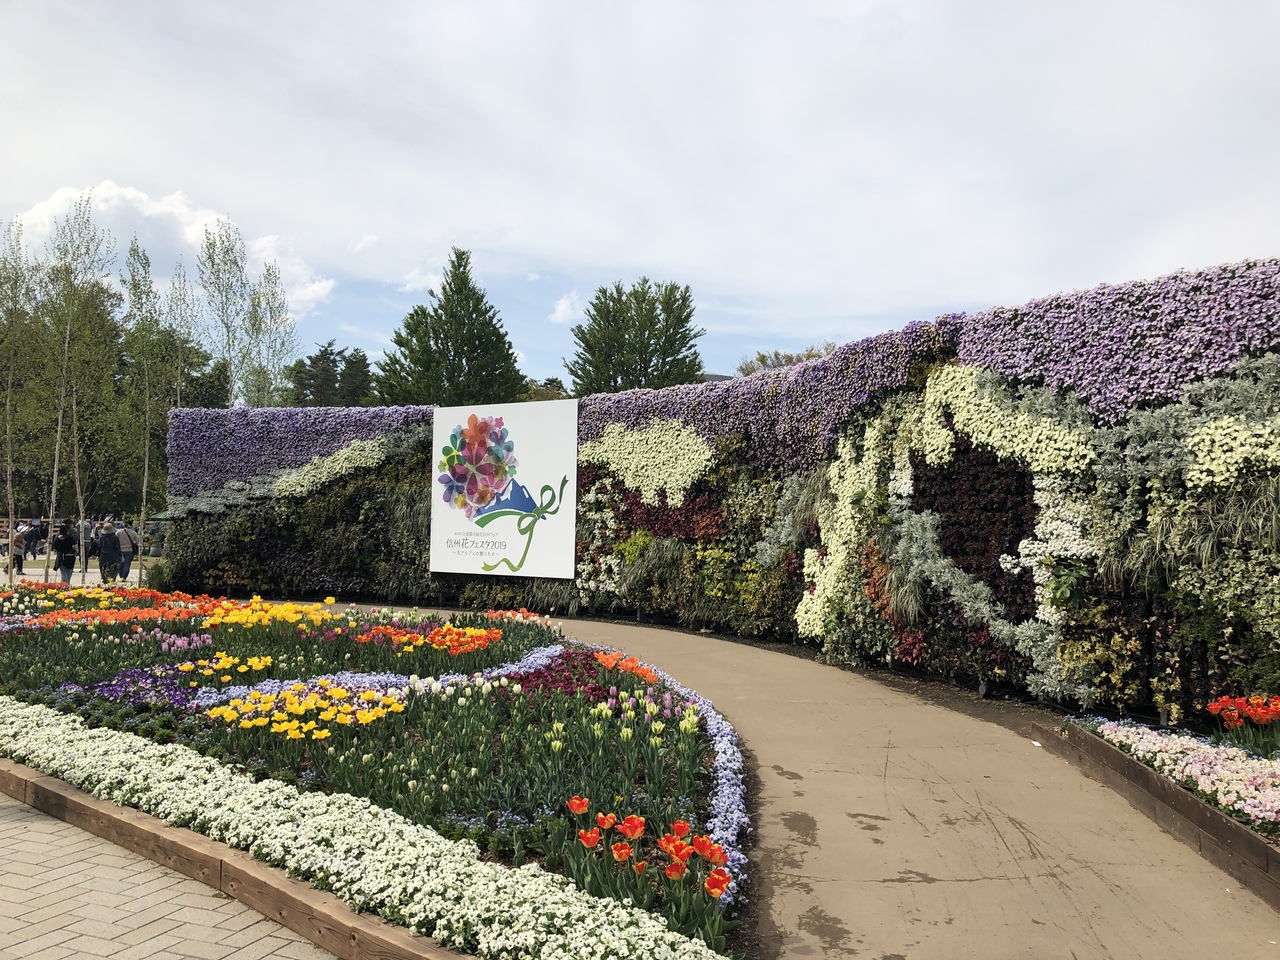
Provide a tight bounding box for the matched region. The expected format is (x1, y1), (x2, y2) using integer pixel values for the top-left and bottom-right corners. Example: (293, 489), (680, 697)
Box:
(0, 792), (336, 960)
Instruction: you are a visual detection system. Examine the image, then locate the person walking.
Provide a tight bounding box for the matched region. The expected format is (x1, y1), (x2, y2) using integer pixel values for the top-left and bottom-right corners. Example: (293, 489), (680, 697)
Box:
(50, 523), (78, 584)
(97, 523), (121, 583)
(8, 525), (24, 576)
(115, 522), (141, 583)
(23, 520), (39, 560)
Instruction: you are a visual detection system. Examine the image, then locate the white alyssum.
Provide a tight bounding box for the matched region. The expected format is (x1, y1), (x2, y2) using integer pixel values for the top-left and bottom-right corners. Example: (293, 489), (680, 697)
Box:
(0, 696), (718, 960)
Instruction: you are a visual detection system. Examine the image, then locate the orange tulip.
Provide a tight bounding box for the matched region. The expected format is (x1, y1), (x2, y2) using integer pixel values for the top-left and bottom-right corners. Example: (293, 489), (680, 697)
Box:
(611, 842), (632, 862)
(704, 867), (732, 899)
(671, 819), (691, 838)
(566, 796), (589, 815)
(596, 812), (617, 831)
(617, 814), (646, 840)
(578, 828), (601, 849)
(669, 840), (694, 863)
(664, 860), (687, 881)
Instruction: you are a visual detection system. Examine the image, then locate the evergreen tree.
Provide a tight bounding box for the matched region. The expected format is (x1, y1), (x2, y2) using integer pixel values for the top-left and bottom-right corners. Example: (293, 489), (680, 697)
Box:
(564, 278), (703, 396)
(284, 340), (344, 406)
(338, 347), (374, 405)
(375, 248), (525, 406)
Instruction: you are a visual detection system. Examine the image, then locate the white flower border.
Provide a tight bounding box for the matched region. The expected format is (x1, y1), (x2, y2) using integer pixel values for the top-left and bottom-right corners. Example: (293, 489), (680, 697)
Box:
(0, 696), (721, 959)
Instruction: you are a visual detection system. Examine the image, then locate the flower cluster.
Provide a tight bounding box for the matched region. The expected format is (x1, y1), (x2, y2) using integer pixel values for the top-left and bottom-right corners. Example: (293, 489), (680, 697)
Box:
(206, 677), (406, 738)
(1090, 719), (1280, 828)
(437, 413), (518, 518)
(1207, 695), (1280, 730)
(354, 623), (502, 656)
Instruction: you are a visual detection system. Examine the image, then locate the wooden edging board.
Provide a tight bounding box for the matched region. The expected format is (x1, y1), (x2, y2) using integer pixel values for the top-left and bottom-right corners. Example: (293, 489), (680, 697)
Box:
(1030, 719), (1280, 911)
(0, 757), (465, 960)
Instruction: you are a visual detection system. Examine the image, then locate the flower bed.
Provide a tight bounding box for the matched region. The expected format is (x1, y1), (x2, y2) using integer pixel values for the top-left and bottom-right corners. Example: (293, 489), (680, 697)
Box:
(0, 584), (749, 957)
(1087, 719), (1280, 834)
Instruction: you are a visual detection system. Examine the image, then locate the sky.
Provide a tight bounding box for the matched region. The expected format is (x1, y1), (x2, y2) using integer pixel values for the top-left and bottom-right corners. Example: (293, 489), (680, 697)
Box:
(2, 1), (1279, 382)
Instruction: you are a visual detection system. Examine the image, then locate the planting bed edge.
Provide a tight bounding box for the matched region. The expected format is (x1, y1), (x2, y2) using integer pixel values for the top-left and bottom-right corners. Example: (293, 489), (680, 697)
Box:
(0, 757), (464, 960)
(1030, 720), (1280, 911)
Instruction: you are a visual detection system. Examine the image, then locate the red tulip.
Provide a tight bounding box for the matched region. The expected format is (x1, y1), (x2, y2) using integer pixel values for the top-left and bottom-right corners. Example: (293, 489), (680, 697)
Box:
(578, 828), (601, 849)
(664, 860), (687, 880)
(671, 819), (691, 838)
(597, 812), (617, 831)
(566, 796), (589, 815)
(611, 841), (632, 862)
(633, 859), (648, 875)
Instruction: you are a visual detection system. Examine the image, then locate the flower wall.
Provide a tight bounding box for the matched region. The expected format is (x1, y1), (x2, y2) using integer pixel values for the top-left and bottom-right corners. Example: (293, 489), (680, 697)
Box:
(167, 258), (1280, 714)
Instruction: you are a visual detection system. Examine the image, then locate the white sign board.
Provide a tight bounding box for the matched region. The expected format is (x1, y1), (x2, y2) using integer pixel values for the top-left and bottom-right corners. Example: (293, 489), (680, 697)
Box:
(429, 399), (579, 579)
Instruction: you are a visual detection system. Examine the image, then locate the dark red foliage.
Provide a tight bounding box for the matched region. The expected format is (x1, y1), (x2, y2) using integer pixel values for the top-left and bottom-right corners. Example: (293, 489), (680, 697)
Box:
(909, 434), (1037, 620)
(512, 649), (609, 702)
(617, 489), (725, 542)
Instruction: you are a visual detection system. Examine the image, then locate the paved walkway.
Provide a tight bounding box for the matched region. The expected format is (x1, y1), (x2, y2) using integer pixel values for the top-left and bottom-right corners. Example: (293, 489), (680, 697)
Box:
(6, 614), (1280, 958)
(561, 619), (1280, 959)
(0, 792), (335, 960)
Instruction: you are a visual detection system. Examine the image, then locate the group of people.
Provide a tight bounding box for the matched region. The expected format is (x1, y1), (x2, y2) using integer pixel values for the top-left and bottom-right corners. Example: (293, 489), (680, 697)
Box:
(5, 517), (145, 584)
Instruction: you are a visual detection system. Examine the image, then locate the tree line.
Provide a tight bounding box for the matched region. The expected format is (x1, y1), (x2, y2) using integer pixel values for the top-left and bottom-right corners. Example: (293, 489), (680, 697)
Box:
(0, 196), (297, 529)
(4, 196), (809, 533)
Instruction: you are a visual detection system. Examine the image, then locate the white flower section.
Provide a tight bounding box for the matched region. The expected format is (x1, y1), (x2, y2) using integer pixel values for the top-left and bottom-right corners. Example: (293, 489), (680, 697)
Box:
(795, 411), (897, 639)
(1004, 476), (1100, 628)
(1185, 414), (1280, 491)
(916, 365), (1097, 475)
(0, 697), (719, 959)
(578, 420), (715, 507)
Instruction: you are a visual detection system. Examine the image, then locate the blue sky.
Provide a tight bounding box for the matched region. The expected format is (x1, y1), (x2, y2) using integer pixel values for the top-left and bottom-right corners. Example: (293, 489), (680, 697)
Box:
(3, 2), (1279, 381)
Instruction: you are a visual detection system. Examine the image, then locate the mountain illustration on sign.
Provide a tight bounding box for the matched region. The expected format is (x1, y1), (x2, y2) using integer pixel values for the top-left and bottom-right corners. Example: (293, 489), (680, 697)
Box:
(475, 480), (537, 517)
(436, 412), (569, 573)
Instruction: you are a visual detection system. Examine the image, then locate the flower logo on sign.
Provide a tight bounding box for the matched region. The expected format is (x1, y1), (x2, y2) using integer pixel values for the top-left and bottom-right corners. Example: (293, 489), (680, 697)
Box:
(437, 413), (568, 572)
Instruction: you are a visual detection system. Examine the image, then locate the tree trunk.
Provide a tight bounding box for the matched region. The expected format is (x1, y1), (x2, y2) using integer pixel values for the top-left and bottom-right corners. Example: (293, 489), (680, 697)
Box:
(71, 387), (88, 586)
(4, 359), (15, 588)
(41, 312), (74, 582)
(138, 363), (151, 587)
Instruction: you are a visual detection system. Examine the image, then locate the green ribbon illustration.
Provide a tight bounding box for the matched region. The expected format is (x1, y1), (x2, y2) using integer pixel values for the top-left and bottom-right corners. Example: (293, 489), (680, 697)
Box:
(473, 475), (570, 573)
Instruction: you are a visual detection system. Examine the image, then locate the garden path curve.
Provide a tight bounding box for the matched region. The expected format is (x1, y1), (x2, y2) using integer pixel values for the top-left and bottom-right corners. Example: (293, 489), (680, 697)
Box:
(562, 618), (1280, 960)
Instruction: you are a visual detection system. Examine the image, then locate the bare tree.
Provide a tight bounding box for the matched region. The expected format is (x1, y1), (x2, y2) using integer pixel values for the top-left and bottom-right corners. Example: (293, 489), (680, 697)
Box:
(165, 258), (200, 408)
(241, 259), (298, 406)
(197, 218), (251, 404)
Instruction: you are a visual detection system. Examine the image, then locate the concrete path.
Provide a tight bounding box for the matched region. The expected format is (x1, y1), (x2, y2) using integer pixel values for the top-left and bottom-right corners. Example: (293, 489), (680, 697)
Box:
(0, 792), (335, 960)
(562, 618), (1280, 959)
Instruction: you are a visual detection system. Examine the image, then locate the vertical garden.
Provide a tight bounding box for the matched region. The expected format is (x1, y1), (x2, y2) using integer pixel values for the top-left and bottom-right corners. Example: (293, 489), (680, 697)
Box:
(166, 258), (1280, 719)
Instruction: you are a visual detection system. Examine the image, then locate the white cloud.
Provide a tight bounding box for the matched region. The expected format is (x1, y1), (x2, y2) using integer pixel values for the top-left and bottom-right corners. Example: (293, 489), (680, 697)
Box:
(526, 271), (540, 281)
(247, 234), (337, 319)
(16, 181), (335, 318)
(513, 348), (527, 365)
(399, 268), (442, 294)
(349, 234), (378, 253)
(548, 290), (583, 325)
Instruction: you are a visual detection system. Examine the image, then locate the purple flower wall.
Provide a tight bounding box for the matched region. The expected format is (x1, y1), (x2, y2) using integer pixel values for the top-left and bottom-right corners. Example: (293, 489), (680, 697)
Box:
(579, 318), (961, 473)
(956, 258), (1280, 422)
(167, 258), (1280, 497)
(167, 405), (433, 497)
